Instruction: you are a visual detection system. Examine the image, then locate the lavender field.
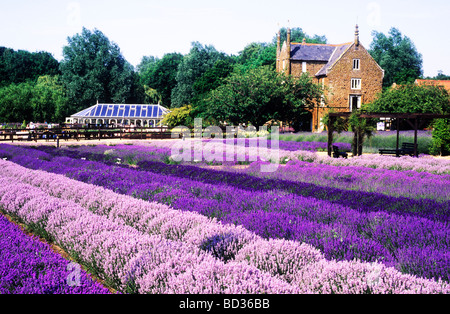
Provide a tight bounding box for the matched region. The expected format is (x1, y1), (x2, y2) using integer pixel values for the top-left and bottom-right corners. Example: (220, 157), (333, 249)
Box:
(0, 139), (449, 294)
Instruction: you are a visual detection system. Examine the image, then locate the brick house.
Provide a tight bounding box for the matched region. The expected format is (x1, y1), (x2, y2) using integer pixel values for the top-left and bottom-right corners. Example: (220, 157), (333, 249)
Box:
(276, 25), (384, 132)
(415, 79), (450, 93)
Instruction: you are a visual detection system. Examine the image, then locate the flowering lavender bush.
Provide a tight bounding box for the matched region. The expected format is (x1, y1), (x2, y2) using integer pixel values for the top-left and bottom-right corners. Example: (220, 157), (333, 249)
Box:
(1, 159), (449, 294)
(0, 214), (110, 294)
(1, 145), (450, 284)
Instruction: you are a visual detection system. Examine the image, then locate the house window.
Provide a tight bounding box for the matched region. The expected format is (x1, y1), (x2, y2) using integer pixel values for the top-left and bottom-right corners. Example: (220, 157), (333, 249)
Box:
(302, 62), (307, 73)
(353, 59), (360, 70)
(351, 78), (361, 90)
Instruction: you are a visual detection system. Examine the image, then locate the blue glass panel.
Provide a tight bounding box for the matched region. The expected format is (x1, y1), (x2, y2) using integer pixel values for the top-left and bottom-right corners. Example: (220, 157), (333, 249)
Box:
(152, 106), (158, 118)
(135, 106), (141, 117)
(94, 106), (102, 116)
(141, 106), (148, 118)
(118, 106), (125, 117)
(124, 106), (130, 117)
(112, 105), (119, 117)
(100, 105), (108, 117)
(158, 108), (163, 117)
(146, 106), (153, 117)
(129, 107), (136, 117)
(106, 107), (113, 117)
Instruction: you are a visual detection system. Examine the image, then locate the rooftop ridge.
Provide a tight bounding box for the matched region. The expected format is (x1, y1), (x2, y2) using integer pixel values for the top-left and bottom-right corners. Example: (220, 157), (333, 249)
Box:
(291, 42), (353, 47)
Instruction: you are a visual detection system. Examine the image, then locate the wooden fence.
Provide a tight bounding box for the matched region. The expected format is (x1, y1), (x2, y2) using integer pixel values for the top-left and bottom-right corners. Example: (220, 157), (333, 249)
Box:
(0, 125), (174, 144)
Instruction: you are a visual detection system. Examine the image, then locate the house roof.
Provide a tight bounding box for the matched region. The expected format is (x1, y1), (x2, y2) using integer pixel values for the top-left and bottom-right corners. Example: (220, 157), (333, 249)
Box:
(290, 42), (353, 77)
(415, 79), (450, 92)
(70, 104), (170, 119)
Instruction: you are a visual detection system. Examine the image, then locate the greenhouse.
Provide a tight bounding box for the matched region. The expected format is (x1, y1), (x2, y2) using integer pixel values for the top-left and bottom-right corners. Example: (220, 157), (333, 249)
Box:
(66, 103), (170, 127)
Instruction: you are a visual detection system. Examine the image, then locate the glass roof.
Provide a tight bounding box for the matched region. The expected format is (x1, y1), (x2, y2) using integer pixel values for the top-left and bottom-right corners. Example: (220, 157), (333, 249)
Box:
(71, 104), (170, 119)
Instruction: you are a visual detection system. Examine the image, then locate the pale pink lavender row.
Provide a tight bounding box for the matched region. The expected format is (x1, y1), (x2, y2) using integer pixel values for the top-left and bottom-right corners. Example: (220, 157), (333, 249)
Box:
(0, 166), (297, 294)
(4, 145), (450, 282)
(137, 140), (450, 174)
(1, 159), (449, 294)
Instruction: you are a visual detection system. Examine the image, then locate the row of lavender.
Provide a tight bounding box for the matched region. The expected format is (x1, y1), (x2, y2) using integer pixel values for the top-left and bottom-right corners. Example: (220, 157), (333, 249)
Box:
(41, 140), (450, 174)
(0, 214), (110, 294)
(15, 142), (450, 201)
(1, 144), (449, 283)
(0, 159), (448, 294)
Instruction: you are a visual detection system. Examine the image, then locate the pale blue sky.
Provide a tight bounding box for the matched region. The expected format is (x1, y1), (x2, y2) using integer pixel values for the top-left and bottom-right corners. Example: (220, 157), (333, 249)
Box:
(1, 0), (449, 77)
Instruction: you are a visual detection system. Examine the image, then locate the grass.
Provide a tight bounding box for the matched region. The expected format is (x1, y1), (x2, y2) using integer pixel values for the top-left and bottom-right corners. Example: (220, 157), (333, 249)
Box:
(271, 130), (433, 154)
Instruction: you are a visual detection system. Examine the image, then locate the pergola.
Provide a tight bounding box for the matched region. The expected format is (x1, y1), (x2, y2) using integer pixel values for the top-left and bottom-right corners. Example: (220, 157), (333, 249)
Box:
(327, 112), (450, 158)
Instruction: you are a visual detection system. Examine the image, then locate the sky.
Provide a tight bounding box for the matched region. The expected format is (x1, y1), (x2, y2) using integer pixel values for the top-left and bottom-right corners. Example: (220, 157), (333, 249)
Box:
(1, 0), (449, 77)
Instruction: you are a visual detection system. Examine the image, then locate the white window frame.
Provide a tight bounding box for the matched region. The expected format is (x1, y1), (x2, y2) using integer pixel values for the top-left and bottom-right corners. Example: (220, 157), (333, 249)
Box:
(351, 78), (361, 90)
(349, 95), (362, 112)
(353, 59), (360, 70)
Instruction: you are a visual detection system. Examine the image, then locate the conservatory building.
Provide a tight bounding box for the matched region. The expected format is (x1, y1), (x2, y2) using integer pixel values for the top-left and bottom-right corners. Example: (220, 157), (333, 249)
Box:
(66, 103), (170, 127)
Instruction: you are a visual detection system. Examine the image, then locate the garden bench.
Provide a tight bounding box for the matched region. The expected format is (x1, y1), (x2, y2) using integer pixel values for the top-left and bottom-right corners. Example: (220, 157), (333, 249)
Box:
(379, 142), (416, 157)
(332, 145), (348, 159)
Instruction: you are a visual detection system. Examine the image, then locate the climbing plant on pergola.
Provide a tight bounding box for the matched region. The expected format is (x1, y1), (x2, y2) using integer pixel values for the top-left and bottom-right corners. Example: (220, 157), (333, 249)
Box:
(327, 112), (450, 157)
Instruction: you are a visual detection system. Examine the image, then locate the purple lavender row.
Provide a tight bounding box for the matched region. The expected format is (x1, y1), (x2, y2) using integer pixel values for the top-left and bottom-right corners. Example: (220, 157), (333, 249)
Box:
(0, 170), (298, 294)
(2, 145), (450, 282)
(14, 144), (450, 222)
(0, 214), (110, 294)
(204, 138), (352, 152)
(229, 160), (450, 201)
(1, 160), (449, 294)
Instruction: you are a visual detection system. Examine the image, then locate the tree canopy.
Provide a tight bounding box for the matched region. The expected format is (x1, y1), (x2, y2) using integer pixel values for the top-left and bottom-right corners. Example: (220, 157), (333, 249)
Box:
(138, 53), (184, 107)
(0, 47), (60, 87)
(274, 27), (327, 45)
(59, 28), (136, 113)
(369, 27), (423, 88)
(364, 83), (450, 114)
(198, 66), (324, 130)
(170, 42), (227, 108)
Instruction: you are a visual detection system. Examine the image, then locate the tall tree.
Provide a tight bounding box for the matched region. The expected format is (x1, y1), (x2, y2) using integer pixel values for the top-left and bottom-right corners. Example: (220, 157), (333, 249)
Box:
(0, 82), (34, 123)
(171, 42), (226, 108)
(274, 27), (328, 45)
(59, 28), (135, 114)
(0, 47), (60, 87)
(364, 83), (450, 114)
(139, 53), (184, 107)
(369, 27), (423, 88)
(199, 66), (324, 130)
(192, 58), (235, 99)
(237, 42), (277, 70)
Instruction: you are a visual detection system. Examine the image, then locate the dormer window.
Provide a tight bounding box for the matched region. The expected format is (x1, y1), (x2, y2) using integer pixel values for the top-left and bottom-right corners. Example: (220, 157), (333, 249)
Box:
(353, 59), (360, 70)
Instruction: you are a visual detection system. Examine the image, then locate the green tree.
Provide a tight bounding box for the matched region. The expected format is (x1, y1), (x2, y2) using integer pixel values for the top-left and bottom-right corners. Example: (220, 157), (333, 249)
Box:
(0, 82), (34, 123)
(365, 83), (450, 156)
(430, 118), (450, 156)
(136, 55), (160, 77)
(171, 42), (226, 108)
(425, 70), (450, 80)
(0, 47), (60, 87)
(369, 28), (423, 88)
(192, 58), (235, 100)
(365, 83), (450, 114)
(274, 27), (327, 45)
(199, 66), (323, 129)
(237, 42), (277, 70)
(59, 28), (136, 114)
(32, 75), (68, 123)
(139, 53), (184, 107)
(161, 105), (193, 128)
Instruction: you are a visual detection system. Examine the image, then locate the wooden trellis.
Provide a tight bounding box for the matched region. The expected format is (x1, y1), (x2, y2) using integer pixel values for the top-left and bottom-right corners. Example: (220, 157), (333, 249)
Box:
(327, 112), (450, 158)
